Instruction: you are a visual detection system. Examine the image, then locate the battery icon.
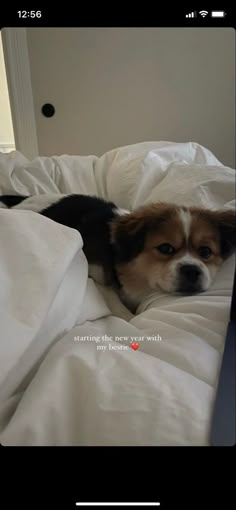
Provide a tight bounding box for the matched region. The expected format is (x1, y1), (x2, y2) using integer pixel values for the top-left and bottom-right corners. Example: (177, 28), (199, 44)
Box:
(211, 11), (226, 17)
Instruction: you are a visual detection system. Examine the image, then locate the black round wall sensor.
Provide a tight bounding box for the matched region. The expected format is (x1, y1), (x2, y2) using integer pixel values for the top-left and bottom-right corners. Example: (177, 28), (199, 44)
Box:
(41, 103), (55, 118)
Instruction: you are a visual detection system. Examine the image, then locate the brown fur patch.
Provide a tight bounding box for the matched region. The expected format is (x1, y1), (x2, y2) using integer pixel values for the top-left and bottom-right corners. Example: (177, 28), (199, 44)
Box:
(189, 207), (236, 258)
(111, 202), (178, 240)
(111, 203), (180, 262)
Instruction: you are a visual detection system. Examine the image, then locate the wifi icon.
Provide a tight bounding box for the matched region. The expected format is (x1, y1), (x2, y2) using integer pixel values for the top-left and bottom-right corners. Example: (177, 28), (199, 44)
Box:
(199, 10), (208, 17)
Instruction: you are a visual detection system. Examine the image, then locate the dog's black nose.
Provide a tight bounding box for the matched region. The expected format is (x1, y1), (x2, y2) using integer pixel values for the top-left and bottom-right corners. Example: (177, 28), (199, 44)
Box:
(179, 264), (201, 283)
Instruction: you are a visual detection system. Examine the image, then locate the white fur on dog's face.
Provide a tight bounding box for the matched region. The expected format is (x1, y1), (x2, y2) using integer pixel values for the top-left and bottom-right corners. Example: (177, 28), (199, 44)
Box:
(145, 252), (215, 293)
(111, 203), (235, 309)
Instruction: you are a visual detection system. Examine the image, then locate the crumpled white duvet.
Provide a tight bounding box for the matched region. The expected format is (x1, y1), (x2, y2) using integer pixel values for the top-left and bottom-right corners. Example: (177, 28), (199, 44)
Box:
(0, 141), (235, 446)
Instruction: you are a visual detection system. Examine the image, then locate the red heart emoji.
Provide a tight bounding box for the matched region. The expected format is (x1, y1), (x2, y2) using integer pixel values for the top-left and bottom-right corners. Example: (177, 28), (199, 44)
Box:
(131, 342), (139, 351)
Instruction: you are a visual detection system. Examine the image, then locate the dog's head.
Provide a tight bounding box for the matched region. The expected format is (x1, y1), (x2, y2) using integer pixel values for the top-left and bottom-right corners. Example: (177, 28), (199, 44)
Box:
(111, 203), (235, 306)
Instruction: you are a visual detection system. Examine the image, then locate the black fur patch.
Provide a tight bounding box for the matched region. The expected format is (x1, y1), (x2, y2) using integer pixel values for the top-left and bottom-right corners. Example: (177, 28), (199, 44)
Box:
(0, 195), (28, 207)
(41, 195), (118, 280)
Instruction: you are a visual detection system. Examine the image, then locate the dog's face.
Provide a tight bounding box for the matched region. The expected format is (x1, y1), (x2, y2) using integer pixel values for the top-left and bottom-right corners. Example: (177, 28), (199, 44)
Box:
(111, 203), (235, 307)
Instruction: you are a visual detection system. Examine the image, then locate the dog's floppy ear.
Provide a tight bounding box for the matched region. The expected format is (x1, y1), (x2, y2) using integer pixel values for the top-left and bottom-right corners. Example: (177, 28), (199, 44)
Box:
(110, 213), (147, 262)
(210, 209), (236, 258)
(111, 203), (174, 262)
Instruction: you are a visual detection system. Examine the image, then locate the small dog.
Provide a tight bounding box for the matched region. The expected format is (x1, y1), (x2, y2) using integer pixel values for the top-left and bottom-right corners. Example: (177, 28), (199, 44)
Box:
(1, 194), (235, 312)
(111, 202), (236, 310)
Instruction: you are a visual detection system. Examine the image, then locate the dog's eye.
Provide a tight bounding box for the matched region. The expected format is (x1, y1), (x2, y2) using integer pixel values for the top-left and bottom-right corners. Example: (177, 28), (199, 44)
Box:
(157, 243), (175, 255)
(198, 246), (212, 259)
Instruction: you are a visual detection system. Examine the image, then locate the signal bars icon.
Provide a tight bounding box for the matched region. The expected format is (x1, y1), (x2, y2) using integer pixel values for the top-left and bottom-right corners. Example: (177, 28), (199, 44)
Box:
(186, 11), (196, 18)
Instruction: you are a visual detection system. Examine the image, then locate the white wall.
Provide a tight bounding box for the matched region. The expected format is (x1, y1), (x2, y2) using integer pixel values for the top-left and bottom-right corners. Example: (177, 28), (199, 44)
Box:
(0, 32), (15, 151)
(27, 28), (235, 168)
